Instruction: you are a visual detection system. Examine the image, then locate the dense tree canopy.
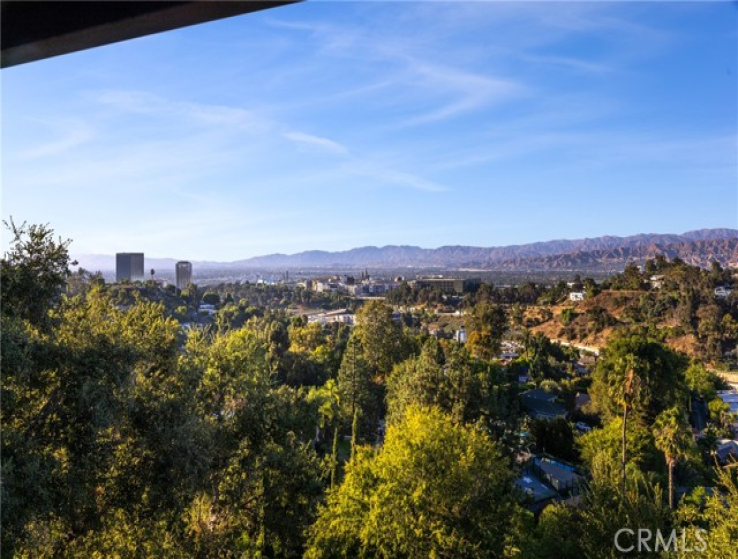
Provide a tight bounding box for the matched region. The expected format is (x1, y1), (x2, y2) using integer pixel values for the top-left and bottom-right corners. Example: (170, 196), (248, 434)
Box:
(306, 406), (514, 559)
(589, 328), (687, 425)
(3, 223), (735, 557)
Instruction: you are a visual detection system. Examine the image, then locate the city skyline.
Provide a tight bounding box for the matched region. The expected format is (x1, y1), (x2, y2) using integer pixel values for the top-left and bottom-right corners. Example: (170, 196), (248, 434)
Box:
(3, 1), (736, 261)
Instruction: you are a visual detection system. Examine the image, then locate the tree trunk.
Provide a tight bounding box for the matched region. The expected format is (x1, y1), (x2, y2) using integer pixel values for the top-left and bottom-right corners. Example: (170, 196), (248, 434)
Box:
(621, 404), (628, 498)
(668, 458), (675, 510)
(351, 408), (359, 459)
(331, 423), (339, 489)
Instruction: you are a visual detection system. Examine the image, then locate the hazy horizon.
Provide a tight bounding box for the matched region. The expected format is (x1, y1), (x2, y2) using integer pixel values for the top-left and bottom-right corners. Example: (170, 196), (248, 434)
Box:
(4, 2), (737, 260)
(68, 227), (737, 271)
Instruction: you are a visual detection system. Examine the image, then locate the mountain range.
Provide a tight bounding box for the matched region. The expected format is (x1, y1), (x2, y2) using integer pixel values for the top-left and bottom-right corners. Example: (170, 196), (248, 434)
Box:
(72, 229), (738, 273)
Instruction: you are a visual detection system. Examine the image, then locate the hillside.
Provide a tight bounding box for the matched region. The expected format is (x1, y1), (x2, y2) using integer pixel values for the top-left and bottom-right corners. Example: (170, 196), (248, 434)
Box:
(530, 290), (703, 357)
(492, 238), (738, 271)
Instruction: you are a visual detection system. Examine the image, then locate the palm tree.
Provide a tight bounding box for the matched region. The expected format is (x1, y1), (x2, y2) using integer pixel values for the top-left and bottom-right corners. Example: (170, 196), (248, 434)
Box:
(653, 407), (693, 509)
(616, 356), (642, 497)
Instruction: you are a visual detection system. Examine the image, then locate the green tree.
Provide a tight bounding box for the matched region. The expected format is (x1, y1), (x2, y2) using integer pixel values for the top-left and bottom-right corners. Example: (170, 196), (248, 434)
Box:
(675, 468), (738, 559)
(652, 407), (693, 510)
(578, 417), (659, 492)
(1, 219), (72, 328)
(183, 324), (322, 557)
(582, 277), (600, 298)
(308, 380), (342, 488)
(465, 300), (507, 361)
(588, 329), (686, 495)
(202, 291), (220, 305)
(560, 307), (577, 326)
(707, 397), (731, 431)
(685, 362), (719, 403)
(510, 303), (524, 327)
(354, 300), (408, 378)
(387, 340), (512, 429)
(1, 288), (197, 555)
(611, 262), (646, 291)
(529, 418), (579, 463)
(305, 406), (514, 559)
(386, 338), (446, 424)
(577, 480), (672, 559)
(289, 321), (326, 354)
(336, 335), (374, 448)
(518, 504), (584, 559)
(524, 332), (567, 380)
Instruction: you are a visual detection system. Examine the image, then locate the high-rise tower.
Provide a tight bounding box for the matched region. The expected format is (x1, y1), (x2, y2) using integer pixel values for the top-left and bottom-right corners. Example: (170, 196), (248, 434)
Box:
(116, 253), (144, 282)
(175, 261), (193, 290)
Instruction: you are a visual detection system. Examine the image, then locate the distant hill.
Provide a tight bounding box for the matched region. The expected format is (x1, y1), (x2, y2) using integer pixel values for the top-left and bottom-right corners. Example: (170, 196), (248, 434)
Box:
(491, 238), (738, 271)
(230, 229), (738, 270)
(72, 228), (738, 273)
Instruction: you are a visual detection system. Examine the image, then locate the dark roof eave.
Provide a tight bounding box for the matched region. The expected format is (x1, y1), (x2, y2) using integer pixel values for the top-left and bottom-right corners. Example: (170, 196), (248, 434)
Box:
(1, 1), (299, 68)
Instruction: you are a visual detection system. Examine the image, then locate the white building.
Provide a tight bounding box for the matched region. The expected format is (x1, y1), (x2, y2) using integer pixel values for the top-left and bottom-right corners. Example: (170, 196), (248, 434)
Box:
(307, 309), (355, 325)
(455, 327), (467, 344)
(649, 275), (664, 290)
(314, 281), (342, 294)
(569, 292), (585, 301)
(348, 281), (398, 296)
(715, 286), (733, 298)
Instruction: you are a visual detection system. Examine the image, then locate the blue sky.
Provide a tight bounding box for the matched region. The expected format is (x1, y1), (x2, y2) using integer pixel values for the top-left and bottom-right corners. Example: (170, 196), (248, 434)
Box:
(2, 1), (736, 261)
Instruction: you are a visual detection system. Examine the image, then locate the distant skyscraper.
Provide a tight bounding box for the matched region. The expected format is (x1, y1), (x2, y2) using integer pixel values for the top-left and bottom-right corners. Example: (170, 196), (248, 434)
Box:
(116, 253), (144, 282)
(176, 261), (193, 290)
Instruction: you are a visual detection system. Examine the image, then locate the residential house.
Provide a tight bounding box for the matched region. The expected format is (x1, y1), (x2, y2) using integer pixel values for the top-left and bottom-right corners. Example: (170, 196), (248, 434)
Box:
(516, 455), (583, 514)
(649, 275), (664, 289)
(528, 455), (583, 494)
(716, 439), (738, 465)
(522, 389), (568, 420)
(515, 473), (558, 514)
(198, 303), (216, 315)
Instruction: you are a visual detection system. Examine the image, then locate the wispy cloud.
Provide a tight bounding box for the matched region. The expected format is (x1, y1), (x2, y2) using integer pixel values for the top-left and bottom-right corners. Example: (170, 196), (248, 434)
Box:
(398, 61), (525, 125)
(94, 89), (447, 193)
(284, 131), (348, 154)
(17, 121), (95, 160)
(94, 90), (268, 130)
(343, 160), (448, 193)
(516, 53), (614, 75)
(265, 11), (527, 125)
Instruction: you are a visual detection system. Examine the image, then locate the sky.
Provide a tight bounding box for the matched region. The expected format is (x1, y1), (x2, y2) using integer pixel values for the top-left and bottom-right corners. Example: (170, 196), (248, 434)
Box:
(2, 1), (737, 261)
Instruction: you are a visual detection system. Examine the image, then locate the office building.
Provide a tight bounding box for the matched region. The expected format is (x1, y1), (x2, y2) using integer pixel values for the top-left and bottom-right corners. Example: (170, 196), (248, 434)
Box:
(176, 261), (193, 290)
(116, 253), (144, 282)
(412, 277), (481, 295)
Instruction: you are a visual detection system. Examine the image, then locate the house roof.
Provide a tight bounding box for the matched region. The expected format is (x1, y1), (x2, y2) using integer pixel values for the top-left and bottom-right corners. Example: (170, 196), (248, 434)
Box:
(522, 397), (567, 419)
(575, 393), (591, 409)
(515, 475), (557, 503)
(716, 440), (738, 463)
(522, 388), (557, 403)
(536, 458), (582, 486)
